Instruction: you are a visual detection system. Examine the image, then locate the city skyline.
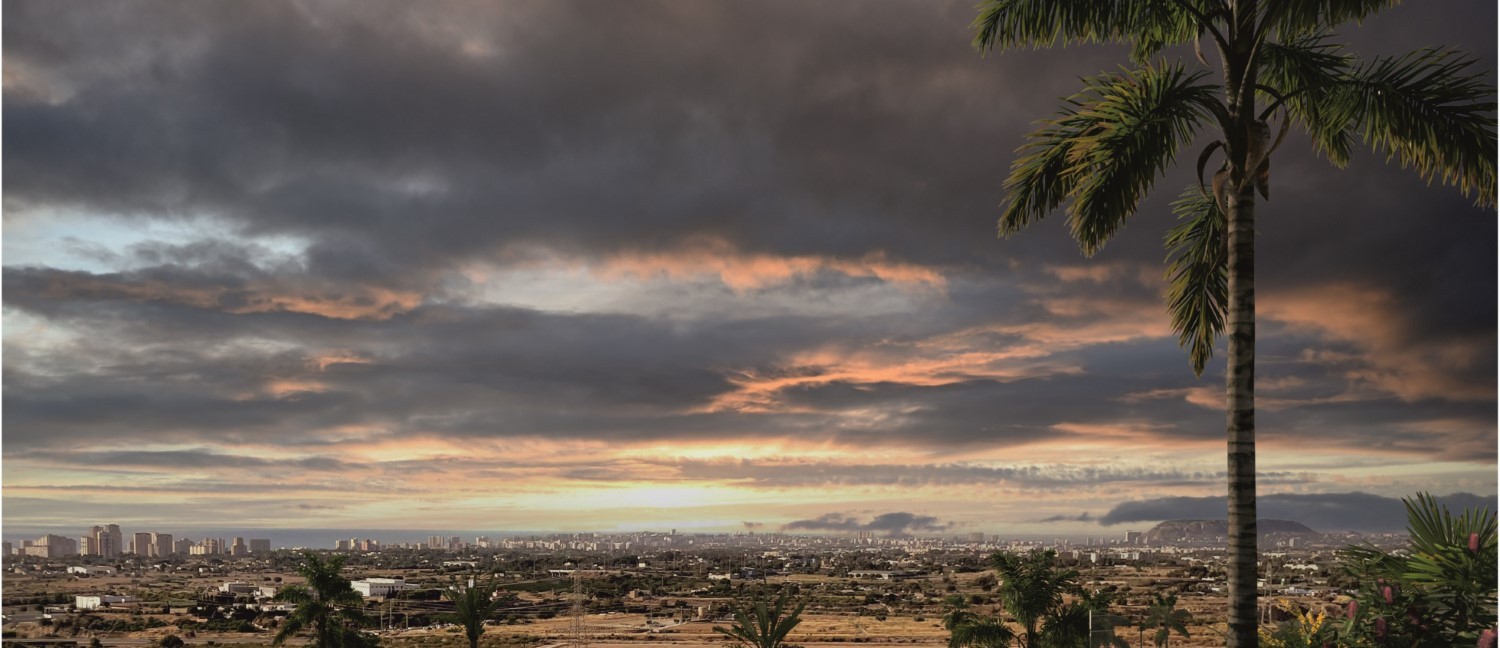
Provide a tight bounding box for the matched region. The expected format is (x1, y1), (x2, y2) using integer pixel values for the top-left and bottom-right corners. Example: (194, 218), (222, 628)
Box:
(3, 1), (1496, 535)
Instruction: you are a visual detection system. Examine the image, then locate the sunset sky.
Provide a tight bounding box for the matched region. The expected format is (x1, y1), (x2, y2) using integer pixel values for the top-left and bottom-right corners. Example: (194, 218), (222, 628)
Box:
(3, 0), (1496, 539)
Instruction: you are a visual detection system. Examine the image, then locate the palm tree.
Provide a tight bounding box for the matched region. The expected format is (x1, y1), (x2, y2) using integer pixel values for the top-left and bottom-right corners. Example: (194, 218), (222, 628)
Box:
(273, 551), (370, 648)
(942, 594), (977, 632)
(1042, 589), (1130, 648)
(1140, 594), (1191, 648)
(713, 587), (807, 648)
(445, 576), (510, 648)
(951, 616), (1017, 648)
(993, 550), (1080, 648)
(971, 4), (1495, 646)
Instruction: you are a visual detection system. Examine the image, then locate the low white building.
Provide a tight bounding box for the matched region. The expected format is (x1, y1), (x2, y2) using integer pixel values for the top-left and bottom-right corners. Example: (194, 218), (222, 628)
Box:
(352, 577), (412, 598)
(67, 566), (116, 576)
(75, 595), (135, 610)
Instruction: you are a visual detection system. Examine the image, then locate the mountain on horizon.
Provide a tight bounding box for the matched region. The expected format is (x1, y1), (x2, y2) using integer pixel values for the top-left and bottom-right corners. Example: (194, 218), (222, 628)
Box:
(1145, 518), (1316, 542)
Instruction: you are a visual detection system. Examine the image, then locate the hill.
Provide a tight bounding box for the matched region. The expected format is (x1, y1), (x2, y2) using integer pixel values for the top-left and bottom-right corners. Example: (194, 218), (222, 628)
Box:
(1145, 519), (1316, 541)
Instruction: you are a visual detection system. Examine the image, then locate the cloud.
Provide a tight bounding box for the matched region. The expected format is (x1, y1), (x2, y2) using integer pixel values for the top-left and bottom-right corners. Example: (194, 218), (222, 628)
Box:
(1097, 492), (1497, 532)
(1035, 512), (1096, 523)
(782, 512), (953, 536)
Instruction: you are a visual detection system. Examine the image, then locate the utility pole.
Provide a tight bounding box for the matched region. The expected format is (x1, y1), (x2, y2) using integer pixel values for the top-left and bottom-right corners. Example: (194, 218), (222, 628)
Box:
(568, 569), (589, 648)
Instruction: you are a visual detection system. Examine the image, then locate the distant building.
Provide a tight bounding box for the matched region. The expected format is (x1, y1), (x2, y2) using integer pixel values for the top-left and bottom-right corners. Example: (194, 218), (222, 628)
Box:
(249, 539), (271, 553)
(75, 595), (134, 610)
(1126, 531), (1144, 545)
(154, 533), (175, 557)
(335, 539), (350, 551)
(220, 581), (257, 595)
(352, 577), (412, 598)
(231, 538), (248, 556)
(173, 538), (195, 554)
(132, 532), (154, 556)
(27, 534), (77, 558)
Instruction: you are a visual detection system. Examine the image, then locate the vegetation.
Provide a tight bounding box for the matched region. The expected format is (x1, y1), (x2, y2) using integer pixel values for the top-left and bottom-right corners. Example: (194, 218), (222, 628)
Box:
(444, 576), (513, 648)
(1335, 493), (1497, 647)
(272, 551), (376, 648)
(993, 550), (1078, 648)
(713, 587), (808, 648)
(1141, 593), (1191, 648)
(970, 2), (1496, 645)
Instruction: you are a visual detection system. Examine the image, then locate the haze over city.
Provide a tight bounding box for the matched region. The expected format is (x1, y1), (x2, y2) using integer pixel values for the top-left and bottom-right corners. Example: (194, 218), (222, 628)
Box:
(3, 0), (1496, 540)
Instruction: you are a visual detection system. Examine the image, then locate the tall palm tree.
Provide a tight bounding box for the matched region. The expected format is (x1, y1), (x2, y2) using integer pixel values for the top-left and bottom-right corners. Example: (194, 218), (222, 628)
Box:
(273, 551), (370, 648)
(1140, 593), (1192, 648)
(445, 576), (509, 648)
(993, 550), (1080, 648)
(972, 4), (1495, 645)
(713, 587), (807, 648)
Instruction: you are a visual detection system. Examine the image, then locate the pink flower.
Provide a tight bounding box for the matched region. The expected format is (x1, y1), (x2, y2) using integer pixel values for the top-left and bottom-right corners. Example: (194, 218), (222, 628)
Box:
(1375, 617), (1387, 640)
(1383, 586), (1394, 604)
(1479, 628), (1495, 648)
(1347, 600), (1358, 618)
(1471, 533), (1481, 554)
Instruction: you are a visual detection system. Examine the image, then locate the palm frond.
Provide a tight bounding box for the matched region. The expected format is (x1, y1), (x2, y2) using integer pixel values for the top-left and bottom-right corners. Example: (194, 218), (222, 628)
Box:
(972, 0), (1221, 55)
(1258, 33), (1356, 165)
(999, 62), (1217, 255)
(1260, 0), (1399, 39)
(950, 616), (1016, 648)
(1334, 48), (1498, 207)
(1164, 185), (1227, 376)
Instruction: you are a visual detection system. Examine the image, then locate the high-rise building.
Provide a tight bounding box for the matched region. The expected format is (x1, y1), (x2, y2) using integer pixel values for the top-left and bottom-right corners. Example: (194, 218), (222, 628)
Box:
(249, 539), (271, 553)
(132, 532), (154, 556)
(231, 538), (248, 556)
(336, 539), (350, 551)
(174, 538), (194, 554)
(80, 536), (97, 555)
(154, 533), (175, 557)
(27, 534), (77, 558)
(428, 535), (445, 550)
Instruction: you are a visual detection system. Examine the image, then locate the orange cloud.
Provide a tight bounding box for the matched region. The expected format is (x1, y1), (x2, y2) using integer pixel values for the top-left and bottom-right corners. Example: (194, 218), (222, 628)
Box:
(1263, 283), (1491, 402)
(29, 270), (421, 320)
(594, 237), (947, 292)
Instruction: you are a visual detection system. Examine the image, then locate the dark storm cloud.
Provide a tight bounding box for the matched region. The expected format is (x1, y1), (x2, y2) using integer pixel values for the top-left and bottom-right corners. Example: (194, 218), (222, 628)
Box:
(783, 512), (952, 536)
(1097, 492), (1499, 532)
(665, 459), (1316, 489)
(1, 0), (1494, 526)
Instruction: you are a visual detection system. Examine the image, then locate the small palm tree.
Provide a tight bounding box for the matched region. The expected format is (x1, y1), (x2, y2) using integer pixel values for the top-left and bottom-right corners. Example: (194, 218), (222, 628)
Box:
(1140, 594), (1191, 648)
(942, 595), (976, 632)
(273, 551), (370, 648)
(713, 587), (807, 648)
(1042, 589), (1130, 648)
(992, 550), (1080, 648)
(445, 576), (510, 648)
(951, 616), (1017, 648)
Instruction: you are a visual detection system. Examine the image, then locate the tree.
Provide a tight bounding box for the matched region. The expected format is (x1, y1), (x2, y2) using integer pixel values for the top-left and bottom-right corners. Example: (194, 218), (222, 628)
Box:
(942, 594), (976, 632)
(1140, 594), (1191, 648)
(272, 551), (371, 648)
(951, 616), (1017, 648)
(992, 550), (1079, 648)
(1043, 589), (1130, 648)
(713, 587), (807, 648)
(157, 635), (185, 648)
(971, 3), (1495, 646)
(1336, 493), (1497, 646)
(444, 576), (512, 648)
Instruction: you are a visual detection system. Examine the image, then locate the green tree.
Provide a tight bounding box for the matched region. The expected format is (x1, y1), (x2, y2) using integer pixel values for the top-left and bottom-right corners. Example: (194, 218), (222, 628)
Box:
(971, 4), (1496, 646)
(272, 551), (372, 648)
(1042, 589), (1130, 648)
(951, 616), (1017, 648)
(993, 550), (1079, 648)
(1337, 493), (1497, 647)
(1140, 594), (1191, 648)
(713, 587), (807, 648)
(943, 594), (979, 632)
(444, 576), (511, 648)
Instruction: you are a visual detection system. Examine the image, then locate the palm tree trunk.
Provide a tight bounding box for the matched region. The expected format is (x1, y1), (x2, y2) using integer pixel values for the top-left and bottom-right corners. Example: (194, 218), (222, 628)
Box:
(1225, 173), (1257, 648)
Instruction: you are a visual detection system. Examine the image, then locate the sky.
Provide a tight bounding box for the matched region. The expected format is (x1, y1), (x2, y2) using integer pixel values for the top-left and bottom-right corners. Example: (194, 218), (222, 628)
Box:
(2, 0), (1496, 541)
